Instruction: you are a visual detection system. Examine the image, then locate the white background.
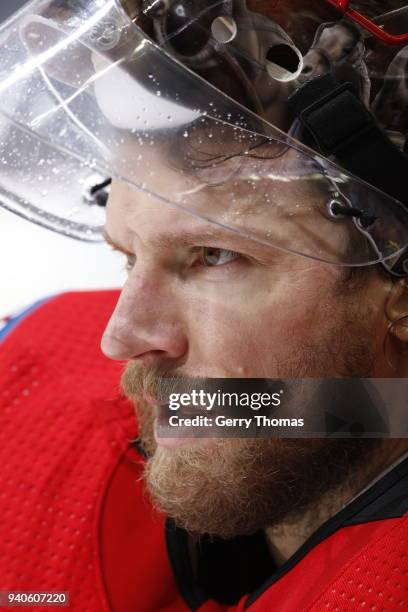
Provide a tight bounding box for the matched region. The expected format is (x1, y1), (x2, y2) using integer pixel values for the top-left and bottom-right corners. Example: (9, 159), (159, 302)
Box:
(0, 207), (125, 319)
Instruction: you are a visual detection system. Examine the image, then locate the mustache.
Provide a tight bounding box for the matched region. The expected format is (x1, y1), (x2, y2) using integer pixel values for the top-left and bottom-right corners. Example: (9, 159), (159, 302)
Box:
(121, 360), (205, 403)
(121, 362), (287, 405)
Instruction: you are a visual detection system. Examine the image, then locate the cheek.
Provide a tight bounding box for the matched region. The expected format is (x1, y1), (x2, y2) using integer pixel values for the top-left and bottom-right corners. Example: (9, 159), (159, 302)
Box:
(183, 272), (332, 376)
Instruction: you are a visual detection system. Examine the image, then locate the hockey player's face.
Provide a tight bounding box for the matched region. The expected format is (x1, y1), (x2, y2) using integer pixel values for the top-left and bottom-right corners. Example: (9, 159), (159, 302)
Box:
(100, 180), (403, 537)
(102, 180), (393, 381)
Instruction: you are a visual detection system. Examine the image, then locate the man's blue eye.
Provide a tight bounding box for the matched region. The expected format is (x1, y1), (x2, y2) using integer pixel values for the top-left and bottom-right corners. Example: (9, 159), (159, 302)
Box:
(201, 248), (240, 267)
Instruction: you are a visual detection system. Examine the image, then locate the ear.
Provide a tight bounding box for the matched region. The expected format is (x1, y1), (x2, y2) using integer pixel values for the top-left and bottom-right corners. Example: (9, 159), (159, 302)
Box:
(385, 279), (408, 342)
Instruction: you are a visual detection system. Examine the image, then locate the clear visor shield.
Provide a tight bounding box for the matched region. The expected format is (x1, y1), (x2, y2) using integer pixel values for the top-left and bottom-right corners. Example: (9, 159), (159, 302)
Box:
(0, 0), (407, 268)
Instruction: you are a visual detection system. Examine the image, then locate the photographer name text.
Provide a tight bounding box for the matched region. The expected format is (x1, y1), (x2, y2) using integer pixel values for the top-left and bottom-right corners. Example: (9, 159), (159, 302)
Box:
(167, 415), (304, 428)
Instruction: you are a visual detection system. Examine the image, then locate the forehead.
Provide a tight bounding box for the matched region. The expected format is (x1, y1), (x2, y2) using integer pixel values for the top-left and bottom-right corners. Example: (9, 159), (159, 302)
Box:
(105, 180), (262, 250)
(105, 174), (359, 269)
(104, 113), (349, 254)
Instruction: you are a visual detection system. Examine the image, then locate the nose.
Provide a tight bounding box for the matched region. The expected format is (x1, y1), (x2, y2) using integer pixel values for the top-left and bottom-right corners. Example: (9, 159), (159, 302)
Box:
(101, 271), (188, 366)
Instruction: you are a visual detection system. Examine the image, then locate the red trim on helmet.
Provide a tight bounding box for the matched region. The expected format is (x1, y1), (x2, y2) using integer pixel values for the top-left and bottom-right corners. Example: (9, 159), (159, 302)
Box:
(326, 0), (408, 44)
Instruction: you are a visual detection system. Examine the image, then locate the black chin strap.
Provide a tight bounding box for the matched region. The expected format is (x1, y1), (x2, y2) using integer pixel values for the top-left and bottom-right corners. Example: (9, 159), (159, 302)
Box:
(288, 74), (408, 276)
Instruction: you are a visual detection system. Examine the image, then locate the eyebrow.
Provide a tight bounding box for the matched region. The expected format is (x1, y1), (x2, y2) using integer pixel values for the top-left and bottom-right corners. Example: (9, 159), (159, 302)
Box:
(102, 225), (256, 253)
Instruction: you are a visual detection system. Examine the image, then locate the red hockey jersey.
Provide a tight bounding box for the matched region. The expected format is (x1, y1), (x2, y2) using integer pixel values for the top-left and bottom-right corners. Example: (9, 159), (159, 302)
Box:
(0, 291), (407, 611)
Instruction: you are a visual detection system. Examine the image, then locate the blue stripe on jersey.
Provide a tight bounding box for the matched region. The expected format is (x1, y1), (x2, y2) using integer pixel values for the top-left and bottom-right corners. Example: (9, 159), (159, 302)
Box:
(0, 297), (53, 342)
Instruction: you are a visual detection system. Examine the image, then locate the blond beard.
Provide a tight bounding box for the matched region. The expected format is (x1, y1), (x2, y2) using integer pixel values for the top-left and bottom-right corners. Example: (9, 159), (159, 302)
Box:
(142, 437), (380, 538)
(120, 308), (379, 538)
(122, 371), (380, 538)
